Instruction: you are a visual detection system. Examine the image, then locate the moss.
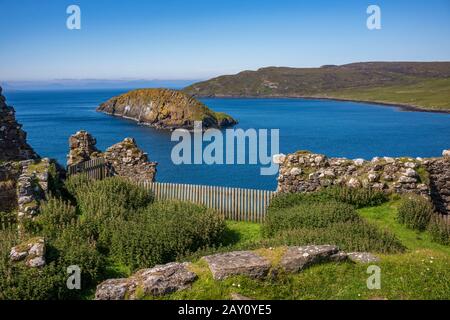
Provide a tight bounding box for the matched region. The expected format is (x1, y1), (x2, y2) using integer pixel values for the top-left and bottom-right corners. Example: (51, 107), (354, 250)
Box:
(416, 166), (430, 185)
(255, 247), (287, 266)
(26, 161), (48, 175)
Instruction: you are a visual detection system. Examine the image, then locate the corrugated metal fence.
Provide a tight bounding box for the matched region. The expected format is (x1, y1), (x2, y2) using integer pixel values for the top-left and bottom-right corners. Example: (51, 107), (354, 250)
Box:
(140, 181), (274, 223)
(67, 159), (275, 222)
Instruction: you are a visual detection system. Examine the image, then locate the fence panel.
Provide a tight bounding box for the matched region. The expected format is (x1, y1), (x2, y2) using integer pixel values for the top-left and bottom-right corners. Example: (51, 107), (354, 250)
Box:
(67, 158), (108, 180)
(141, 181), (275, 223)
(67, 160), (276, 222)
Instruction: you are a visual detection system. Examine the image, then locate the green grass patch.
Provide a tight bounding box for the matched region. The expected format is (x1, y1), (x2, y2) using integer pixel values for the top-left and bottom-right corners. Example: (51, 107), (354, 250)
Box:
(358, 202), (450, 255)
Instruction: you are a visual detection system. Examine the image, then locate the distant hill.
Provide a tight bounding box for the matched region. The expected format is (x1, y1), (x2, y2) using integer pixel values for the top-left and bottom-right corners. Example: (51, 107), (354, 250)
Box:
(184, 62), (450, 112)
(1, 79), (199, 91)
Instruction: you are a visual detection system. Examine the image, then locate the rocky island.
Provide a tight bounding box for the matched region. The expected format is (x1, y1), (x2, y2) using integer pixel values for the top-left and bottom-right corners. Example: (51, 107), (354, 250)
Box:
(97, 88), (237, 130)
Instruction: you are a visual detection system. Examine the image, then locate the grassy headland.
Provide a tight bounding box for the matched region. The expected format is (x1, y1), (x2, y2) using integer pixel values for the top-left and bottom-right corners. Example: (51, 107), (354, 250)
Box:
(184, 62), (450, 112)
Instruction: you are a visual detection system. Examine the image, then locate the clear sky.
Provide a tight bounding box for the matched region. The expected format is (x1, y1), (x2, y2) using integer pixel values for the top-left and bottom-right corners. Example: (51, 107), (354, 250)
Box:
(1, 0), (449, 81)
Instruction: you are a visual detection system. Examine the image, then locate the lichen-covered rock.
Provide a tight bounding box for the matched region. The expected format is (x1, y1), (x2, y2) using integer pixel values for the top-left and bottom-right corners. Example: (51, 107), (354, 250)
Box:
(94, 278), (131, 300)
(279, 245), (341, 273)
(10, 237), (46, 268)
(95, 262), (197, 300)
(347, 252), (380, 264)
(131, 262), (197, 297)
(0, 86), (38, 161)
(203, 251), (271, 280)
(96, 88), (237, 130)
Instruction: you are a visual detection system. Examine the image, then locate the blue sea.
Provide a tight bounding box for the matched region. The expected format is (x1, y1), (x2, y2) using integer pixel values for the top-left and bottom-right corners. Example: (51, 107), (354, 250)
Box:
(5, 89), (450, 190)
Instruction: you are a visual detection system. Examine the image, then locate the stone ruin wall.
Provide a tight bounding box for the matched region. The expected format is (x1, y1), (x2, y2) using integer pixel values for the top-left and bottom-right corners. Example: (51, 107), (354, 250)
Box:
(67, 130), (157, 182)
(277, 150), (450, 215)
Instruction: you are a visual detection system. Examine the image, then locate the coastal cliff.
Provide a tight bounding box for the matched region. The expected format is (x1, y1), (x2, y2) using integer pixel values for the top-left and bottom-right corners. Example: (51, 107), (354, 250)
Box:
(0, 86), (39, 161)
(97, 88), (237, 130)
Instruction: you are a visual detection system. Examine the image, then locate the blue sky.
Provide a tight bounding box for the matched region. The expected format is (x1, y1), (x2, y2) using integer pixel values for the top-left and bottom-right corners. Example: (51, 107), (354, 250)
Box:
(0, 0), (449, 81)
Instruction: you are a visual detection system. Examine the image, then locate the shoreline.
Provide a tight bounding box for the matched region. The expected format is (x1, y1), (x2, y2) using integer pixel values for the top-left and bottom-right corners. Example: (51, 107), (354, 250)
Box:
(192, 94), (450, 115)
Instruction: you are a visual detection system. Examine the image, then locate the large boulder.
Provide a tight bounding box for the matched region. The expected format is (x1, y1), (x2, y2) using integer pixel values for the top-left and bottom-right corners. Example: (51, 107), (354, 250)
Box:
(203, 251), (271, 280)
(279, 245), (341, 273)
(95, 262), (197, 300)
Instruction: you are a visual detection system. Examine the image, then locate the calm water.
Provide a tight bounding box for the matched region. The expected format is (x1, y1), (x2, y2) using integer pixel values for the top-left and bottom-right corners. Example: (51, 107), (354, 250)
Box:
(5, 89), (450, 190)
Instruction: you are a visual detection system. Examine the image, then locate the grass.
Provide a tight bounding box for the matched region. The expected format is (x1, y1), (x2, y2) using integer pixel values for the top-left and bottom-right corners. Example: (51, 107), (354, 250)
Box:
(324, 78), (450, 111)
(358, 202), (450, 254)
(145, 201), (450, 300)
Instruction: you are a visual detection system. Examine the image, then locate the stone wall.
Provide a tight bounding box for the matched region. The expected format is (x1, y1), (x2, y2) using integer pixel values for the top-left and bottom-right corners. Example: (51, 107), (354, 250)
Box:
(16, 159), (51, 227)
(425, 157), (450, 214)
(0, 87), (38, 161)
(103, 138), (157, 182)
(277, 150), (450, 214)
(67, 131), (157, 182)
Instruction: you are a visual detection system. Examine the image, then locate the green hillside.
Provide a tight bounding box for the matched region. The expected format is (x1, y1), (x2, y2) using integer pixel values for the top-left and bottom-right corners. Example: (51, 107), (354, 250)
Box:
(184, 62), (450, 111)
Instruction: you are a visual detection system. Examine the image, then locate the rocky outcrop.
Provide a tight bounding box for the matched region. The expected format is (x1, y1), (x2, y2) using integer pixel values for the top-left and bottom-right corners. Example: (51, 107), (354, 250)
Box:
(95, 262), (197, 300)
(67, 131), (157, 182)
(0, 87), (38, 161)
(96, 88), (237, 130)
(203, 251), (271, 280)
(10, 237), (46, 268)
(277, 150), (450, 214)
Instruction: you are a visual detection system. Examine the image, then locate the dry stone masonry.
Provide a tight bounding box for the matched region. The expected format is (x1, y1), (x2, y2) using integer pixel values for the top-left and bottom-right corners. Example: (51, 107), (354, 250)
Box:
(277, 150), (450, 214)
(67, 131), (157, 182)
(67, 130), (101, 166)
(16, 159), (51, 231)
